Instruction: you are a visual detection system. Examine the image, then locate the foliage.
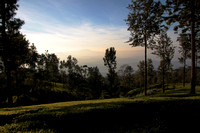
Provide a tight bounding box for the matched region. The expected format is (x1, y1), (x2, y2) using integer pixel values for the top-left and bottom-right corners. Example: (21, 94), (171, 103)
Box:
(87, 67), (104, 99)
(103, 47), (119, 97)
(164, 0), (200, 94)
(152, 32), (175, 93)
(0, 0), (30, 104)
(177, 33), (191, 87)
(147, 58), (155, 85)
(118, 65), (135, 96)
(136, 58), (155, 89)
(137, 60), (145, 88)
(126, 0), (163, 96)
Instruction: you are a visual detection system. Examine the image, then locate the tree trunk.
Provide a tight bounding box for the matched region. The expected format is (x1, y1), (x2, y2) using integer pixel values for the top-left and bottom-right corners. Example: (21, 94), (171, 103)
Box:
(183, 55), (186, 87)
(144, 35), (147, 96)
(190, 0), (196, 94)
(6, 69), (13, 105)
(162, 67), (165, 93)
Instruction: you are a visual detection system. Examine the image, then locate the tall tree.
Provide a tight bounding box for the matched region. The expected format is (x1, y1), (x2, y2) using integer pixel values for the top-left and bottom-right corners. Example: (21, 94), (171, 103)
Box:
(126, 0), (163, 95)
(0, 0), (29, 104)
(177, 34), (190, 87)
(165, 0), (200, 94)
(152, 32), (175, 93)
(103, 47), (118, 97)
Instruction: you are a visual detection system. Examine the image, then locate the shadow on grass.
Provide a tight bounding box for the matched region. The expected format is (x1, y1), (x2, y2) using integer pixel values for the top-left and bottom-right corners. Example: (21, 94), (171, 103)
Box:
(8, 99), (200, 133)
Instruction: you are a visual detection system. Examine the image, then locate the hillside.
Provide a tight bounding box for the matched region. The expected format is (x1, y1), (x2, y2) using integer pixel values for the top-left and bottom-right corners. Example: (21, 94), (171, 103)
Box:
(0, 84), (200, 133)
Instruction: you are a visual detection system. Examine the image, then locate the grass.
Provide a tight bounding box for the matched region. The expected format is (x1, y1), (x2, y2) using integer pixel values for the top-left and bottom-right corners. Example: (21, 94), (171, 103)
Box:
(0, 84), (200, 132)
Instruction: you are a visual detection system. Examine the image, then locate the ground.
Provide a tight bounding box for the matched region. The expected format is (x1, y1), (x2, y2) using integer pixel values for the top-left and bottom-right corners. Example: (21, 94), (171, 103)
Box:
(0, 84), (200, 133)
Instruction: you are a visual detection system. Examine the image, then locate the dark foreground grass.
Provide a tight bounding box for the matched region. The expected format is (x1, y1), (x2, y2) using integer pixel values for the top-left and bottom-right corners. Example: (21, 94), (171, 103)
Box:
(0, 85), (200, 133)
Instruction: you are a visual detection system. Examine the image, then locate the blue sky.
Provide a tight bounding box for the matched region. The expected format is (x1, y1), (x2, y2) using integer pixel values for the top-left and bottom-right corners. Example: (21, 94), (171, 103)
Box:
(16, 0), (180, 73)
(20, 0), (130, 26)
(17, 0), (135, 54)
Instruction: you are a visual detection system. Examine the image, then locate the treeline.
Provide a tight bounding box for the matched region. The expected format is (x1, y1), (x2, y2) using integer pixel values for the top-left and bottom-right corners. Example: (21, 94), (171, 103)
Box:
(0, 45), (199, 106)
(0, 0), (200, 107)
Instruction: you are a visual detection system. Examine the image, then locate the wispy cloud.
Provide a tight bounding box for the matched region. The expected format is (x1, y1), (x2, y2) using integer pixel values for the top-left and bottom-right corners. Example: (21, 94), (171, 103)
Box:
(18, 10), (130, 53)
(21, 21), (130, 52)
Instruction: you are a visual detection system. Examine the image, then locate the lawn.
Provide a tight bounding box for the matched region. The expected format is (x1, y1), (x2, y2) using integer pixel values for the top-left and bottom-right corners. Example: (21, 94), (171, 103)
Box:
(0, 84), (200, 133)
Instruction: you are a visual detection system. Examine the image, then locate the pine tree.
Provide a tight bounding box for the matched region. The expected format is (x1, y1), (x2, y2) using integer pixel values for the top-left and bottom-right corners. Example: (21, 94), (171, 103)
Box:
(126, 0), (163, 95)
(0, 0), (28, 104)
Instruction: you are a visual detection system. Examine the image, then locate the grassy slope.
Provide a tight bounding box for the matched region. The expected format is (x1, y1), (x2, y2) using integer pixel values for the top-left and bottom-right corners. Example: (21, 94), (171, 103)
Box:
(0, 84), (200, 133)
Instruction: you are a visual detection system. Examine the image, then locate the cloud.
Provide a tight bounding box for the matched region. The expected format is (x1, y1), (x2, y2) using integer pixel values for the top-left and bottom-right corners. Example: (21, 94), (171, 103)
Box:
(17, 0), (132, 56)
(20, 17), (131, 54)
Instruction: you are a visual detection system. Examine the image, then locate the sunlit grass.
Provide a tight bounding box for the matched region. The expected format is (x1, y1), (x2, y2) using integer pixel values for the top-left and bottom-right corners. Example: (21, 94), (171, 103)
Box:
(1, 84), (199, 116)
(0, 84), (200, 132)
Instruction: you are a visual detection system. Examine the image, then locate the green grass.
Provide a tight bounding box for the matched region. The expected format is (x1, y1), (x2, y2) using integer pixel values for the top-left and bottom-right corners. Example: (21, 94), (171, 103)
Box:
(0, 84), (200, 132)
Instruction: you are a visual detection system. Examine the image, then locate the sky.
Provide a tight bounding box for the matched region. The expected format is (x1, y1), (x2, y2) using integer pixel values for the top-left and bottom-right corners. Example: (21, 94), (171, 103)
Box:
(16, 0), (180, 74)
(17, 0), (131, 52)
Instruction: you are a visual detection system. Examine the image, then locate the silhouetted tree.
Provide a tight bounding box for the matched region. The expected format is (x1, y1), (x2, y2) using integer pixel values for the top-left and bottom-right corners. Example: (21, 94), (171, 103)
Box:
(0, 0), (32, 104)
(103, 47), (119, 97)
(126, 0), (163, 95)
(87, 66), (103, 99)
(137, 60), (145, 89)
(177, 34), (190, 87)
(27, 43), (39, 70)
(165, 0), (200, 94)
(136, 59), (155, 91)
(59, 60), (67, 87)
(152, 32), (175, 93)
(118, 65), (135, 96)
(147, 58), (155, 86)
(66, 55), (78, 74)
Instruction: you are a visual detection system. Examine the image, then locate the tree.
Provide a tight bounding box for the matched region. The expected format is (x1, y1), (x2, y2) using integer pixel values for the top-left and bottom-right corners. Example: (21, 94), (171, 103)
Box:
(165, 0), (200, 94)
(103, 47), (118, 97)
(177, 34), (190, 87)
(66, 55), (78, 74)
(87, 66), (103, 99)
(126, 0), (163, 96)
(27, 43), (39, 71)
(136, 59), (154, 90)
(59, 60), (67, 87)
(45, 52), (59, 84)
(0, 0), (30, 104)
(152, 32), (175, 93)
(137, 60), (145, 89)
(61, 55), (88, 98)
(118, 64), (135, 95)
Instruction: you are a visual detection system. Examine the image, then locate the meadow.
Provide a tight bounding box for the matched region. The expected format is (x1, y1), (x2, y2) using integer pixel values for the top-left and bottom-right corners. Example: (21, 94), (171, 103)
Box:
(0, 84), (200, 133)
